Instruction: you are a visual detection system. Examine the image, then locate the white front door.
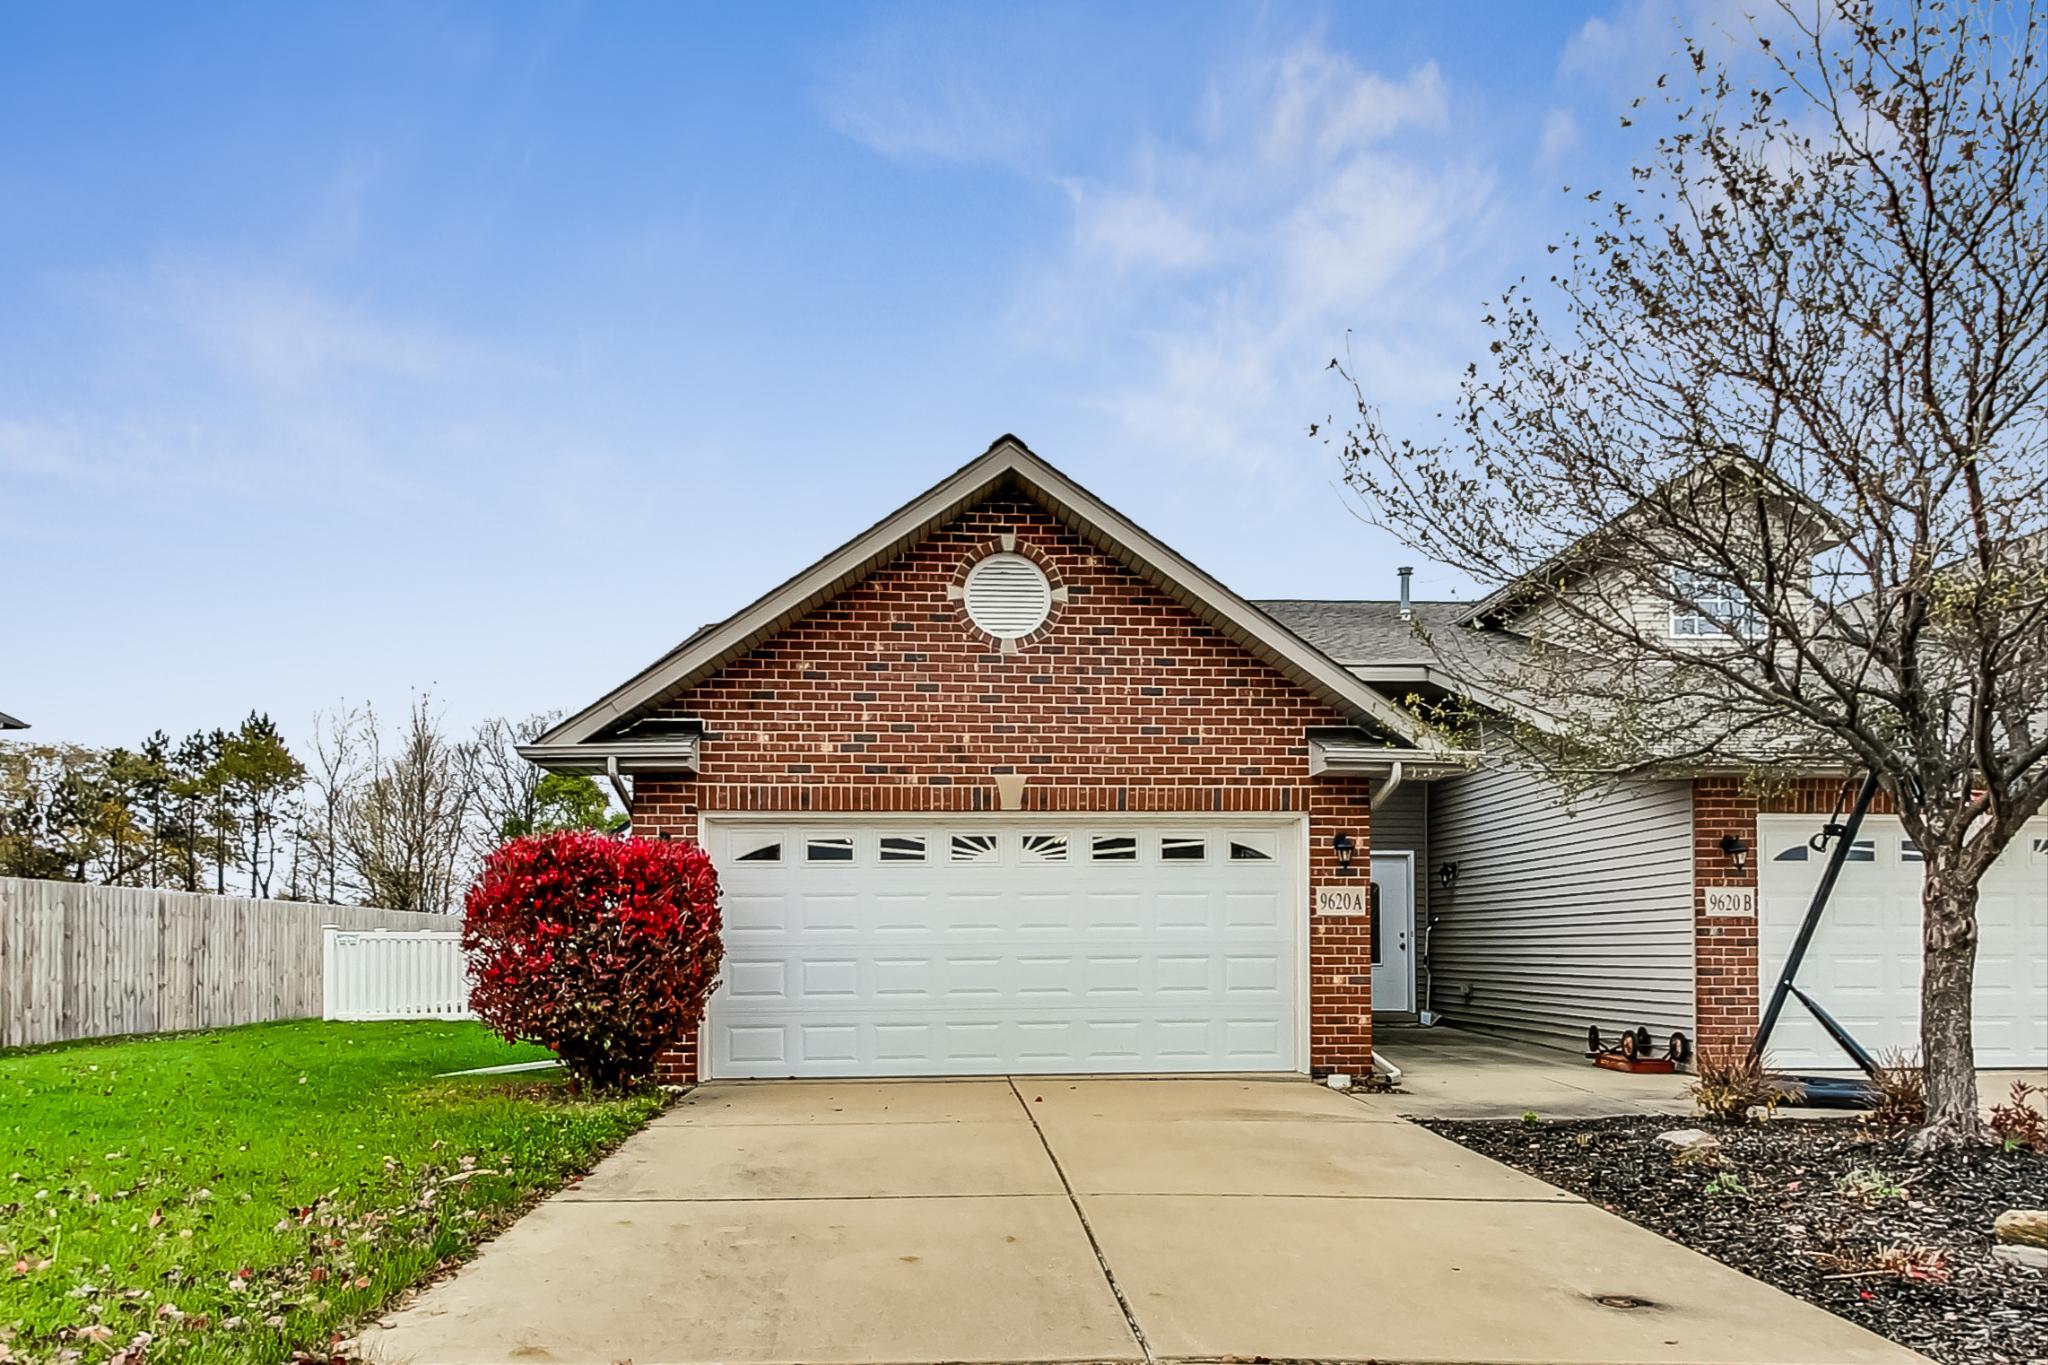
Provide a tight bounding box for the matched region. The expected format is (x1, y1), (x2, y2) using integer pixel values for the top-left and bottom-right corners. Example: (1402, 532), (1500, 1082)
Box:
(703, 817), (1305, 1078)
(1370, 853), (1416, 1013)
(1757, 816), (2047, 1069)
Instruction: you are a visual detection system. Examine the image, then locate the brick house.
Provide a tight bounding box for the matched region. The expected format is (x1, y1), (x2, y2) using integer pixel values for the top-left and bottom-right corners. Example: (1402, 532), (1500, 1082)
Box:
(524, 437), (1467, 1081)
(528, 437), (2047, 1080)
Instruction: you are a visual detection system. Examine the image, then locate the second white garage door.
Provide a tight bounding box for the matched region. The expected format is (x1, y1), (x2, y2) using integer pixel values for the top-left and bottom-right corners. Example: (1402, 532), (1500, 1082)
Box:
(1758, 816), (2048, 1069)
(703, 818), (1304, 1079)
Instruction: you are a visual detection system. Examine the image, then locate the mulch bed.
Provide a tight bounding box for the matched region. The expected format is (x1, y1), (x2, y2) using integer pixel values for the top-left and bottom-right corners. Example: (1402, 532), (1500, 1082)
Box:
(1420, 1115), (2048, 1365)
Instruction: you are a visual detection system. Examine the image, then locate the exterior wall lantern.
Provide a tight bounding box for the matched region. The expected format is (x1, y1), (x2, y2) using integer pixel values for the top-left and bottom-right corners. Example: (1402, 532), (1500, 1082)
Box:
(1435, 862), (1459, 891)
(1719, 834), (1750, 873)
(1331, 833), (1356, 874)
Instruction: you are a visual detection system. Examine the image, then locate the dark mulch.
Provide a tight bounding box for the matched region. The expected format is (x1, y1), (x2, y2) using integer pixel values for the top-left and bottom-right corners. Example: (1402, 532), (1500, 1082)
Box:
(1421, 1115), (2048, 1365)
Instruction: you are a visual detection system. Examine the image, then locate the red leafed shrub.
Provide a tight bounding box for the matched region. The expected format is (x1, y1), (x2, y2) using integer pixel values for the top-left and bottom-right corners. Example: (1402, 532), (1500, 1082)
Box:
(463, 831), (722, 1090)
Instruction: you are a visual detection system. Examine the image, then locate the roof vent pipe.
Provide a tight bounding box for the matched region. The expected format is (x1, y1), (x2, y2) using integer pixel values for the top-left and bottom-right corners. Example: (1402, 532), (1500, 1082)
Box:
(1397, 566), (1414, 621)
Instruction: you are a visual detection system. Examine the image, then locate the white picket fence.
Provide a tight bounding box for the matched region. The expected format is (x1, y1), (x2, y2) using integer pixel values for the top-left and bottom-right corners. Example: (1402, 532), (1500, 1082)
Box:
(321, 926), (474, 1021)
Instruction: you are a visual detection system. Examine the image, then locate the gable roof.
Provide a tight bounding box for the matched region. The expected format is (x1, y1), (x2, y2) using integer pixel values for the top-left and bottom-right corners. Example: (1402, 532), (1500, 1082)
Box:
(533, 436), (1447, 753)
(0, 711), (24, 731)
(1451, 454), (1851, 629)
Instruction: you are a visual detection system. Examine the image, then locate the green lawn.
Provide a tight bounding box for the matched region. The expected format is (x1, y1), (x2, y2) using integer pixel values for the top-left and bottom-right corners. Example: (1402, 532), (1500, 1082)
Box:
(0, 1021), (667, 1364)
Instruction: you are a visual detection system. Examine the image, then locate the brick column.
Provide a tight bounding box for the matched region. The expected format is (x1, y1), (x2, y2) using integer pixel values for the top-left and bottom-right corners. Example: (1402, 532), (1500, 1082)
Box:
(1692, 777), (1761, 1057)
(633, 778), (703, 1084)
(1308, 778), (1375, 1076)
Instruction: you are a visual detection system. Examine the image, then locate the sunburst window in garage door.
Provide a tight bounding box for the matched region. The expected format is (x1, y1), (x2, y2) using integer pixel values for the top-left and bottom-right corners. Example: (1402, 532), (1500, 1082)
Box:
(950, 833), (999, 863)
(1020, 833), (1067, 862)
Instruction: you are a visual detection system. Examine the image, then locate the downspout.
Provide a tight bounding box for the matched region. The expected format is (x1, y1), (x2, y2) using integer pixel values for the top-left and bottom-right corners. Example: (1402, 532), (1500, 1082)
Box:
(1368, 761), (1405, 811)
(604, 756), (633, 827)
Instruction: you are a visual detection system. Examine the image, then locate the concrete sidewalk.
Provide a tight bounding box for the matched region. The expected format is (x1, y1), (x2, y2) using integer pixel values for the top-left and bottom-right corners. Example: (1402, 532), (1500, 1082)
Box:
(1369, 1023), (1699, 1119)
(357, 1076), (1921, 1365)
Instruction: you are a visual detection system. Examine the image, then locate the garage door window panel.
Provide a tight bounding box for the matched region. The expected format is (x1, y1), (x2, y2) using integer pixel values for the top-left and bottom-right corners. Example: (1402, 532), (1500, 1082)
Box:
(951, 834), (1000, 863)
(1091, 834), (1138, 861)
(879, 835), (927, 862)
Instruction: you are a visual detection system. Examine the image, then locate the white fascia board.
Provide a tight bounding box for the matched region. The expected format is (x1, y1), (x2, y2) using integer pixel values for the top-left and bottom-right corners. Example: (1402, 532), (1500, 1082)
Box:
(538, 437), (1451, 755)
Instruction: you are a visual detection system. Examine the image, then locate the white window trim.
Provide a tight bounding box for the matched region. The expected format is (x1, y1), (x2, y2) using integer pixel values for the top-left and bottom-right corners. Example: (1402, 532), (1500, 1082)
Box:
(1667, 572), (1765, 641)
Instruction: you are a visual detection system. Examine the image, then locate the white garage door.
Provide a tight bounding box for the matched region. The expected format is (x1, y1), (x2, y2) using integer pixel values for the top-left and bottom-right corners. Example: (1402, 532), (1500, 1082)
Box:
(703, 818), (1304, 1078)
(1758, 816), (2048, 1069)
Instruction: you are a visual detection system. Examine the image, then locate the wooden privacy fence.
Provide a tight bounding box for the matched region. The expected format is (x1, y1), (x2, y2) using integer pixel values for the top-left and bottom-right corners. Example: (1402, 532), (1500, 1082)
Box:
(0, 877), (451, 1048)
(322, 928), (473, 1022)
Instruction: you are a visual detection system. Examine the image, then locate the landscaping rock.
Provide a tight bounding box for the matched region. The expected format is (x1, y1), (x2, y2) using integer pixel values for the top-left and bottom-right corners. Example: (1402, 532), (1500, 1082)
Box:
(1994, 1244), (2048, 1271)
(1994, 1208), (2048, 1248)
(1654, 1128), (1722, 1153)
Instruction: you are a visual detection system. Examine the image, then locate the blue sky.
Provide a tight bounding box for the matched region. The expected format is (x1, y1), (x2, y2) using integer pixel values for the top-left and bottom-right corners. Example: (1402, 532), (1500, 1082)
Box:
(1, 1), (1718, 749)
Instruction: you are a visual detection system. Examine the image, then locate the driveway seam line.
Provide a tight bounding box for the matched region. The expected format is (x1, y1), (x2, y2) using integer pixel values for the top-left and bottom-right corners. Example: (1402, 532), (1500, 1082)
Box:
(1006, 1075), (1155, 1365)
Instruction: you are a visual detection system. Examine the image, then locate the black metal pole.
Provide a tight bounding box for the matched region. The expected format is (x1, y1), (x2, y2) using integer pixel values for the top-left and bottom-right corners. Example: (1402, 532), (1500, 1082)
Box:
(1749, 770), (1881, 1064)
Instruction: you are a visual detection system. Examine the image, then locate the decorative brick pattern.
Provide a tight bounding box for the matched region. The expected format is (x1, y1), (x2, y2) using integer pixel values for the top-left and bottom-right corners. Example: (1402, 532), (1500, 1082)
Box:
(634, 495), (1381, 1082)
(1692, 775), (1897, 1057)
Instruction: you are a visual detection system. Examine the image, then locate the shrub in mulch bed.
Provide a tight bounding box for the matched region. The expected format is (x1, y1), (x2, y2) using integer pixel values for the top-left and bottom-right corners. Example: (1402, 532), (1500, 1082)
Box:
(1421, 1115), (2048, 1365)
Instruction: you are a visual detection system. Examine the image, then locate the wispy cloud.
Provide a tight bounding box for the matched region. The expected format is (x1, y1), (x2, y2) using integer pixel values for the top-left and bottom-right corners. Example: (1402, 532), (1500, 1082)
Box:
(1539, 107), (1581, 162)
(814, 25), (1043, 168)
(2, 254), (538, 507)
(999, 39), (1493, 473)
(71, 260), (494, 392)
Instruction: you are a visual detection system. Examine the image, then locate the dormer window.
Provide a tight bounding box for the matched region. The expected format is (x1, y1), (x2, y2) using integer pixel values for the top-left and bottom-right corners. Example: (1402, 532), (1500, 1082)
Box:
(1668, 572), (1763, 640)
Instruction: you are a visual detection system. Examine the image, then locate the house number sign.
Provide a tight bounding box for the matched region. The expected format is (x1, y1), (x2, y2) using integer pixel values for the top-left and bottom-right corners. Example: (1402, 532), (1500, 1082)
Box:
(1315, 885), (1370, 917)
(1704, 887), (1757, 918)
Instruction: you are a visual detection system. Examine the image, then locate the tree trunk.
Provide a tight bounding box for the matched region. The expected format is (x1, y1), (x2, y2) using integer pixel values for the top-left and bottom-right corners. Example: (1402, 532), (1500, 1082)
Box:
(1915, 868), (1986, 1149)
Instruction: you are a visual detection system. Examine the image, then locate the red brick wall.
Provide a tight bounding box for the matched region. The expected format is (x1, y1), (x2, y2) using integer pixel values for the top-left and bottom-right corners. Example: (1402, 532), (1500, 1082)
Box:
(1692, 776), (1896, 1056)
(631, 494), (1381, 1080)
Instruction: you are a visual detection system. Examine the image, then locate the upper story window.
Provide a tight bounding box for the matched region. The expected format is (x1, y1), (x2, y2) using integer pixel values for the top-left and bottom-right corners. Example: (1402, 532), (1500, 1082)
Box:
(1668, 572), (1764, 640)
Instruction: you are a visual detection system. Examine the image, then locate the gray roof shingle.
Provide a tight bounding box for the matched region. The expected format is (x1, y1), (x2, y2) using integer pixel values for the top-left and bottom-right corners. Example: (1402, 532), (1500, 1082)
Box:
(1254, 599), (1462, 663)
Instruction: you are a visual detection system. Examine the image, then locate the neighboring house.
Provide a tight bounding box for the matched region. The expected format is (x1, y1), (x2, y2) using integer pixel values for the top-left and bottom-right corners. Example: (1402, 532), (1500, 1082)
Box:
(0, 712), (25, 731)
(527, 436), (2047, 1081)
(1265, 577), (2048, 1072)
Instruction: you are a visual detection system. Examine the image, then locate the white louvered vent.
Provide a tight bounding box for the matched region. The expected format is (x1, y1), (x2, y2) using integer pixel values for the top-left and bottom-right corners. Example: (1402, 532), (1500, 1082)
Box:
(963, 553), (1053, 639)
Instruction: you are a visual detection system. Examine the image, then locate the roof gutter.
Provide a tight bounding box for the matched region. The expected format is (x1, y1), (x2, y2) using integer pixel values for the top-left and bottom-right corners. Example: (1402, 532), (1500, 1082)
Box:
(1308, 737), (1472, 780)
(517, 736), (700, 777)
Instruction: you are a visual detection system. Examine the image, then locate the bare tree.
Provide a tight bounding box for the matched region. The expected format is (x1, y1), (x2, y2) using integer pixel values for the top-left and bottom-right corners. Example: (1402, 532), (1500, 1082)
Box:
(338, 696), (479, 915)
(468, 713), (560, 857)
(1336, 1), (2048, 1146)
(301, 703), (365, 903)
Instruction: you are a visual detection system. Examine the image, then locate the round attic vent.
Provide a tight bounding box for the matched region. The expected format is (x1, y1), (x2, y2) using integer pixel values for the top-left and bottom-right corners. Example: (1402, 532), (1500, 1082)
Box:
(963, 552), (1053, 639)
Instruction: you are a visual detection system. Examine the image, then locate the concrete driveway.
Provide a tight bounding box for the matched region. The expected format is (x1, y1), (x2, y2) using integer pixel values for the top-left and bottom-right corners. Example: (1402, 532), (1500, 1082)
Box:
(358, 1077), (1919, 1365)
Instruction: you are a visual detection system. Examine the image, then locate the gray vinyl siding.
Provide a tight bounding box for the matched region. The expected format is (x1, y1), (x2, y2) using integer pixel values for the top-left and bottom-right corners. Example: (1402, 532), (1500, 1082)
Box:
(1426, 733), (1695, 1051)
